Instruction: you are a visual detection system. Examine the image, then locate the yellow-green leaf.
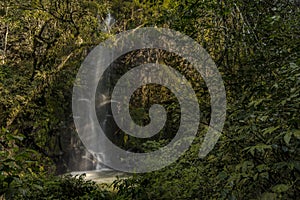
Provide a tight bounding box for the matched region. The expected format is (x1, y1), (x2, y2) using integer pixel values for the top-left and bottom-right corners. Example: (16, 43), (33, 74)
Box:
(271, 184), (290, 193)
(263, 126), (280, 135)
(293, 129), (300, 139)
(284, 132), (292, 145)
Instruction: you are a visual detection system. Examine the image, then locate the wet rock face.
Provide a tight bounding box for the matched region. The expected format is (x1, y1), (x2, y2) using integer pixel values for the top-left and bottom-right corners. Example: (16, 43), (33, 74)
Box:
(55, 130), (96, 174)
(55, 96), (118, 174)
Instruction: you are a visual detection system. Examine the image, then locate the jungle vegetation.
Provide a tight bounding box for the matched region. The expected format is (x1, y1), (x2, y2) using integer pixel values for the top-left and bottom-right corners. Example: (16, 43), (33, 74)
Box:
(0, 0), (299, 199)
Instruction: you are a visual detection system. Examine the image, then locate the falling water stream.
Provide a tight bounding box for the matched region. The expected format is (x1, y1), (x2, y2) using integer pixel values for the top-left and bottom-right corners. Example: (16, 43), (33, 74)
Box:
(68, 12), (129, 183)
(69, 95), (126, 183)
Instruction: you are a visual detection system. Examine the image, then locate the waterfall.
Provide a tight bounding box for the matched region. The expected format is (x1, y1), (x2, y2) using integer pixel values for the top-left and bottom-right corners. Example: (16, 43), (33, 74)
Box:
(71, 18), (119, 173)
(102, 12), (115, 33)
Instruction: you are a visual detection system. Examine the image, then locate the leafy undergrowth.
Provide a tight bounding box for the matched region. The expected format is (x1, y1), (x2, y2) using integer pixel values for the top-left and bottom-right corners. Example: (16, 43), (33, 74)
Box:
(3, 174), (113, 200)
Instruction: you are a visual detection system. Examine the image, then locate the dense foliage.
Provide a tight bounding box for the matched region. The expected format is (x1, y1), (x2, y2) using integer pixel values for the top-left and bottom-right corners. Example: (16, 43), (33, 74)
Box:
(1, 0), (299, 199)
(5, 174), (112, 200)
